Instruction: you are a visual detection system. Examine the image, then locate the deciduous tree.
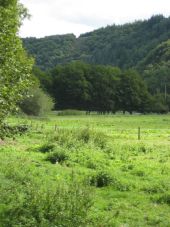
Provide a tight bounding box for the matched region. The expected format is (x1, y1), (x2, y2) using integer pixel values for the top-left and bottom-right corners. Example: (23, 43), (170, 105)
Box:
(0, 0), (33, 124)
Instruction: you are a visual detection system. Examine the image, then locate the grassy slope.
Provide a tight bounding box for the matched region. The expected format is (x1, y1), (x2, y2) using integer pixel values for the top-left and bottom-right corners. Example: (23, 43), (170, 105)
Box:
(1, 114), (170, 226)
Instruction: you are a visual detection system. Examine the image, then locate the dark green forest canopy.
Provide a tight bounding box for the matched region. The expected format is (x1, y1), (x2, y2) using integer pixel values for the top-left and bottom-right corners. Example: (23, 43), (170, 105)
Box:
(23, 34), (76, 71)
(139, 39), (170, 94)
(23, 15), (170, 71)
(138, 39), (170, 69)
(41, 61), (154, 113)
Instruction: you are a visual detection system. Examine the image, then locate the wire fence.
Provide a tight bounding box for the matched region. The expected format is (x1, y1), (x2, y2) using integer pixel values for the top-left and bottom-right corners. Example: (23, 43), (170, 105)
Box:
(6, 119), (170, 141)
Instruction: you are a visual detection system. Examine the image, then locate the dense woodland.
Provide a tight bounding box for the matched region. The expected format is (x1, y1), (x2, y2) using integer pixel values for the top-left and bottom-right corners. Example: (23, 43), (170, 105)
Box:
(22, 15), (170, 114)
(23, 15), (170, 70)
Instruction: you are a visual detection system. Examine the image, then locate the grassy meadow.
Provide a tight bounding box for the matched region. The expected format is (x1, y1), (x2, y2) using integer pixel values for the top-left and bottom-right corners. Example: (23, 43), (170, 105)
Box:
(1, 113), (170, 226)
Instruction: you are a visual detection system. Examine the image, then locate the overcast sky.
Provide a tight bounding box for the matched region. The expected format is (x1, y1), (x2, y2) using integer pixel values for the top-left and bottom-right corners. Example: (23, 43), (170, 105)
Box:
(19, 0), (170, 38)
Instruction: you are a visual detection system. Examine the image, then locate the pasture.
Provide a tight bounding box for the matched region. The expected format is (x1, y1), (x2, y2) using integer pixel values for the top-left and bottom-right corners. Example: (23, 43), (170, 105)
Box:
(1, 114), (170, 226)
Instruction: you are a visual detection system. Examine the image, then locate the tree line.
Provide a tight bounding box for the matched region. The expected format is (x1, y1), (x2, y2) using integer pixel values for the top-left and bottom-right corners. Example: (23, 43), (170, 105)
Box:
(34, 61), (170, 114)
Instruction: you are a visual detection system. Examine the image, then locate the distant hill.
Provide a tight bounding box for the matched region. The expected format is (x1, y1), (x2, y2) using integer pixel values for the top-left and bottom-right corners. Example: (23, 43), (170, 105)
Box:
(23, 15), (170, 71)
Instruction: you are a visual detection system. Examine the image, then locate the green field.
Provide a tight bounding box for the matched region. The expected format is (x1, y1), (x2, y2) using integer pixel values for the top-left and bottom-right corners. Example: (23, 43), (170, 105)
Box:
(1, 114), (170, 226)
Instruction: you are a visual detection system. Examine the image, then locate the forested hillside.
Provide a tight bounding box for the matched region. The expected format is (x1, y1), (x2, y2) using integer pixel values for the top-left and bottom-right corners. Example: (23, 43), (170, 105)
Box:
(23, 34), (76, 71)
(22, 14), (170, 114)
(139, 39), (170, 94)
(23, 15), (170, 71)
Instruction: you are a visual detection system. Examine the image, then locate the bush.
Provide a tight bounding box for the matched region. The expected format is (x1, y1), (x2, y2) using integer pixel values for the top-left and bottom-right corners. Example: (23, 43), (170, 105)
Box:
(19, 87), (54, 116)
(0, 123), (29, 139)
(153, 193), (170, 205)
(151, 94), (169, 113)
(77, 127), (91, 143)
(38, 143), (55, 153)
(46, 148), (68, 164)
(77, 128), (107, 148)
(90, 170), (113, 187)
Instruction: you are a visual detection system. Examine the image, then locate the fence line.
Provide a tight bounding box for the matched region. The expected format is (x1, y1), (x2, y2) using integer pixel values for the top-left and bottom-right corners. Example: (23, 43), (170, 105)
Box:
(6, 120), (170, 141)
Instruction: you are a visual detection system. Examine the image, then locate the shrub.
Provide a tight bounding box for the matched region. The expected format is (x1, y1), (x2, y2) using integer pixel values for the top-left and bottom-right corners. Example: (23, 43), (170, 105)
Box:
(90, 170), (112, 187)
(153, 193), (170, 205)
(46, 148), (68, 164)
(0, 123), (29, 139)
(77, 127), (91, 143)
(38, 143), (55, 153)
(151, 94), (169, 113)
(92, 131), (107, 149)
(77, 128), (107, 148)
(19, 87), (54, 116)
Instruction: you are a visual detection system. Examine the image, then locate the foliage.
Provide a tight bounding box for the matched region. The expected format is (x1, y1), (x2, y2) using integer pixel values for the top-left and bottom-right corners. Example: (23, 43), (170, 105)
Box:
(50, 61), (91, 110)
(20, 87), (54, 116)
(38, 142), (55, 153)
(0, 0), (33, 125)
(22, 16), (170, 115)
(0, 123), (29, 139)
(24, 16), (170, 114)
(139, 39), (170, 95)
(115, 69), (152, 113)
(90, 170), (113, 187)
(151, 93), (169, 113)
(32, 66), (52, 92)
(46, 148), (68, 164)
(48, 61), (153, 113)
(23, 15), (170, 70)
(23, 34), (76, 71)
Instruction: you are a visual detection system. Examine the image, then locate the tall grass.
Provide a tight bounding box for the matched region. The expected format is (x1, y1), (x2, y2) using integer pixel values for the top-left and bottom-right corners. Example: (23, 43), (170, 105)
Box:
(0, 152), (93, 227)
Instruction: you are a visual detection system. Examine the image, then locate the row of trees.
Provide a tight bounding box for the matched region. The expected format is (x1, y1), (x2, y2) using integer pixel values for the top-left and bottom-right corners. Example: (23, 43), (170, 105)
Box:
(35, 61), (169, 114)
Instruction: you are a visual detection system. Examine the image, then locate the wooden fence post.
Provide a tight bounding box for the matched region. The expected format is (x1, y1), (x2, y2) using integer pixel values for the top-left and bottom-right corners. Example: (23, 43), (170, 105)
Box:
(138, 127), (141, 140)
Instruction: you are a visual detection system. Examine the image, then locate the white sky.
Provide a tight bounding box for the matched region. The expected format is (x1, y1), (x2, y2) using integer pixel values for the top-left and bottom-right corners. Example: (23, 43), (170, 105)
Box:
(19, 0), (170, 38)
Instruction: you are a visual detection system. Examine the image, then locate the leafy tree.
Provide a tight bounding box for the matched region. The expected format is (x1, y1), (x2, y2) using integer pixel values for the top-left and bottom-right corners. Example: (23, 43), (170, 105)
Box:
(0, 0), (33, 124)
(50, 61), (91, 110)
(33, 66), (52, 92)
(85, 65), (121, 113)
(151, 93), (169, 113)
(115, 70), (151, 114)
(142, 64), (170, 95)
(139, 40), (170, 95)
(49, 62), (123, 112)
